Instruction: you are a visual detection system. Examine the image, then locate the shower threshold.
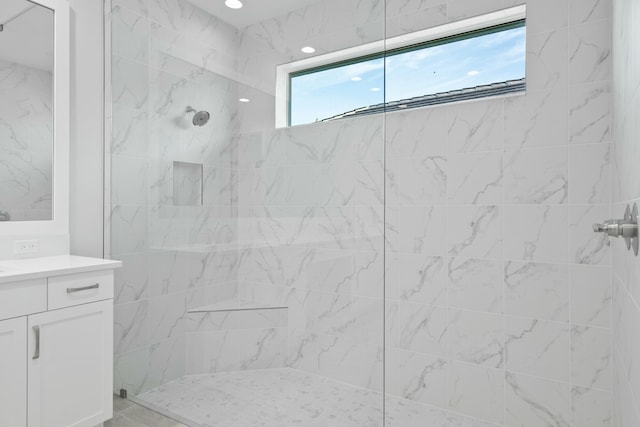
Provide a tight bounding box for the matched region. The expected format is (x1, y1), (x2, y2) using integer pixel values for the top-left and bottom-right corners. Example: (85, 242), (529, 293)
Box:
(132, 368), (499, 427)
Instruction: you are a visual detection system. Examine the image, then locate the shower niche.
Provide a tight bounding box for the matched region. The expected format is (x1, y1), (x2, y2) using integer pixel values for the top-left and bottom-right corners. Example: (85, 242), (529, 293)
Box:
(172, 161), (202, 206)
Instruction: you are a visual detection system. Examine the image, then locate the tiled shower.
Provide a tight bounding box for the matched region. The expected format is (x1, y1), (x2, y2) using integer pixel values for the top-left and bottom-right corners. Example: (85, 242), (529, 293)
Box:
(106, 0), (633, 425)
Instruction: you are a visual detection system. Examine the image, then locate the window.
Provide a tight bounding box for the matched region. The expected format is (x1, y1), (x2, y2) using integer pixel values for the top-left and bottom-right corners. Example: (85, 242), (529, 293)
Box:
(278, 6), (526, 127)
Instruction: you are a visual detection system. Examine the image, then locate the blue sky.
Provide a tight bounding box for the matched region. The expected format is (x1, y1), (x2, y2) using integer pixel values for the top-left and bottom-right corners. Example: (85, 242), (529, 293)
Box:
(290, 26), (526, 126)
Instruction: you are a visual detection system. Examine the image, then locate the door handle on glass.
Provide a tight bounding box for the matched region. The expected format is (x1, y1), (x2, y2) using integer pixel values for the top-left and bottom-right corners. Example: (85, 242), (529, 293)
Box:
(66, 283), (99, 294)
(33, 326), (40, 360)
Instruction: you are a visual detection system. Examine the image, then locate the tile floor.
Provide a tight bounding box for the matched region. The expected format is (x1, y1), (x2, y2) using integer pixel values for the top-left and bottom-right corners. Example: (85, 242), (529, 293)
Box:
(107, 394), (187, 427)
(131, 368), (499, 427)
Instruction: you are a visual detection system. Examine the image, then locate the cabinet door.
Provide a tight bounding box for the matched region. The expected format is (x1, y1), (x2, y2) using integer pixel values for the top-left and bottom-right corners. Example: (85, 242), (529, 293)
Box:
(28, 300), (113, 427)
(0, 316), (27, 426)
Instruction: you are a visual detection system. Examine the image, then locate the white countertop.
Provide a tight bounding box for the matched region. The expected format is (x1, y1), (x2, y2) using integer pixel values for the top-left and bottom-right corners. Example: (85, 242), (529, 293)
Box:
(0, 255), (122, 284)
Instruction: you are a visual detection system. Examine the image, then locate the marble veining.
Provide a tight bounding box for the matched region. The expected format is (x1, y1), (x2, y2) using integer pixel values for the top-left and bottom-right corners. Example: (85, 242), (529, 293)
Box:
(504, 87), (568, 150)
(504, 147), (568, 204)
(448, 151), (503, 205)
(571, 325), (612, 390)
(504, 261), (570, 322)
(114, 253), (149, 305)
(570, 0), (611, 24)
(392, 302), (448, 356)
(569, 143), (611, 204)
(114, 301), (149, 354)
(526, 29), (568, 92)
(505, 371), (570, 427)
(505, 318), (571, 382)
(504, 205), (568, 263)
(569, 18), (611, 84)
(569, 81), (611, 143)
(109, 0), (616, 424)
(448, 206), (502, 259)
(448, 257), (502, 313)
(448, 361), (504, 424)
(387, 349), (447, 407)
(571, 265), (611, 328)
(448, 309), (504, 368)
(571, 205), (611, 266)
(0, 58), (53, 221)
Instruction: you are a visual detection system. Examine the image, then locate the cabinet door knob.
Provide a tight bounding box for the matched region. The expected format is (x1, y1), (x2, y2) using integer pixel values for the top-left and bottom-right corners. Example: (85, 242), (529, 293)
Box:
(66, 283), (100, 293)
(33, 326), (40, 360)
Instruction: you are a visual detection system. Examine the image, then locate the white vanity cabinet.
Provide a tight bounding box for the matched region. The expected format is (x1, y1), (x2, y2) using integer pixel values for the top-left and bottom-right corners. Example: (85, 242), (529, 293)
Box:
(0, 256), (121, 427)
(28, 299), (113, 427)
(0, 316), (28, 426)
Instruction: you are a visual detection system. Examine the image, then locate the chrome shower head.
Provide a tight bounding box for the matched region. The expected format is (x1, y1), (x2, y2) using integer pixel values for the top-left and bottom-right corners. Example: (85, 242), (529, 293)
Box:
(186, 106), (210, 127)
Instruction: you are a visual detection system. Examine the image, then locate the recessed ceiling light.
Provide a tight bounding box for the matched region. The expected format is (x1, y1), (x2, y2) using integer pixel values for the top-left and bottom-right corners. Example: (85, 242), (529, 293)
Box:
(398, 104), (408, 109)
(301, 46), (316, 54)
(370, 87), (381, 92)
(239, 98), (250, 103)
(225, 0), (243, 9)
(467, 70), (480, 76)
(351, 76), (362, 82)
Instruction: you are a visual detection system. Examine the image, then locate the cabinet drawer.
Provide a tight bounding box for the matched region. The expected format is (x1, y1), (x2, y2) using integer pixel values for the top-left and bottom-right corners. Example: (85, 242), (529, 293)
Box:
(48, 270), (114, 310)
(0, 279), (47, 321)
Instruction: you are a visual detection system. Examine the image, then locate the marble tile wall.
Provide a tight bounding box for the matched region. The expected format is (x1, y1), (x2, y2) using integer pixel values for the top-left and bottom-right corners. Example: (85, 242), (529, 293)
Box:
(236, 0), (386, 96)
(109, 1), (615, 426)
(0, 59), (53, 221)
(234, 0), (387, 395)
(381, 0), (613, 425)
(612, 0), (640, 426)
(235, 0), (613, 424)
(109, 0), (241, 396)
(235, 114), (386, 392)
(186, 308), (288, 374)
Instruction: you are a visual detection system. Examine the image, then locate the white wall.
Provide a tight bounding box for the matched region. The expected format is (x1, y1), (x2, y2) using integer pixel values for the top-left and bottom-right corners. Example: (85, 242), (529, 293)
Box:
(0, 0), (102, 260)
(69, 0), (104, 258)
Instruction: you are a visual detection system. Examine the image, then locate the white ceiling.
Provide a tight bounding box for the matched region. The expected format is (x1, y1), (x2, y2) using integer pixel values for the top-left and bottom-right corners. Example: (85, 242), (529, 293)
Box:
(0, 0), (54, 72)
(187, 0), (318, 28)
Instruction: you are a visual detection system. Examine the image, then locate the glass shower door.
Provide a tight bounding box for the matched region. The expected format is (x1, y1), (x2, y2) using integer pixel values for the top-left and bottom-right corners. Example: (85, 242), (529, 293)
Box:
(108, 0), (387, 424)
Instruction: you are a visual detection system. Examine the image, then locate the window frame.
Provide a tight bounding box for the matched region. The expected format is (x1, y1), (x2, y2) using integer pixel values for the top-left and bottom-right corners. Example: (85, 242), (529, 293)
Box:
(275, 4), (527, 128)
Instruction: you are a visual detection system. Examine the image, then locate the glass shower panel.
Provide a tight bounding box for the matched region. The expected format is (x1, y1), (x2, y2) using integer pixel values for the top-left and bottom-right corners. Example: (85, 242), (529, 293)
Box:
(234, 0), (387, 423)
(109, 0), (386, 424)
(110, 7), (241, 395)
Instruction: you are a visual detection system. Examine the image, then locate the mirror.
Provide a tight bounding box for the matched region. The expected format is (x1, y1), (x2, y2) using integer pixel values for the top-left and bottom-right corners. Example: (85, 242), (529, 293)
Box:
(0, 0), (54, 221)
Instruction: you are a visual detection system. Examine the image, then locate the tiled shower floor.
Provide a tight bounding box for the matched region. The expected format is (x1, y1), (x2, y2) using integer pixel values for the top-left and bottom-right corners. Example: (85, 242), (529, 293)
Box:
(133, 368), (499, 427)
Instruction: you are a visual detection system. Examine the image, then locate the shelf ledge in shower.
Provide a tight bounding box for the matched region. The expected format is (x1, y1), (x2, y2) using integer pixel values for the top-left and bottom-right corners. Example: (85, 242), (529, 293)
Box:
(188, 298), (287, 313)
(149, 244), (239, 254)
